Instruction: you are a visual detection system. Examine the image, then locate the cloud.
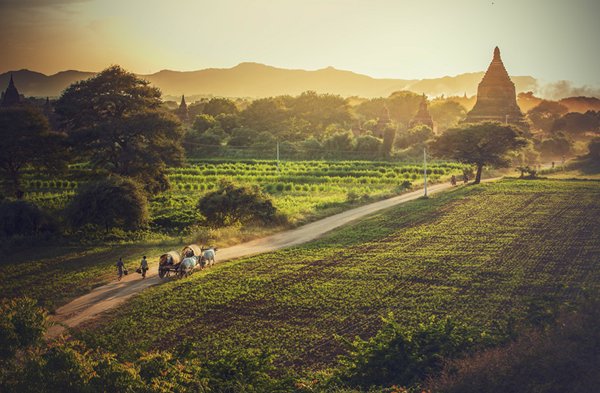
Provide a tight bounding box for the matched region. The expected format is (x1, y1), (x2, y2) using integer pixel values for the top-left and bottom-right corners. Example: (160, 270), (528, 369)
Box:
(537, 80), (600, 100)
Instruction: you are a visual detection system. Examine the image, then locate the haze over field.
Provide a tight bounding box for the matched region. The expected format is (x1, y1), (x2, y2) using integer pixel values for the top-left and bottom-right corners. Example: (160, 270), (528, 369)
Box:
(1, 0), (599, 99)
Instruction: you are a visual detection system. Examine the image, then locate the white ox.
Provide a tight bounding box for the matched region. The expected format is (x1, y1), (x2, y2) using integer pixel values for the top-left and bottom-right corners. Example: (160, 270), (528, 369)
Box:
(201, 248), (217, 268)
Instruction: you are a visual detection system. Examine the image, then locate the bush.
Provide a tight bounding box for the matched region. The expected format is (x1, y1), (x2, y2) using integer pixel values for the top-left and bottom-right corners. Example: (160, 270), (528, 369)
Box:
(0, 200), (57, 238)
(197, 180), (278, 227)
(65, 177), (149, 232)
(0, 297), (47, 361)
(334, 314), (476, 389)
(588, 137), (600, 162)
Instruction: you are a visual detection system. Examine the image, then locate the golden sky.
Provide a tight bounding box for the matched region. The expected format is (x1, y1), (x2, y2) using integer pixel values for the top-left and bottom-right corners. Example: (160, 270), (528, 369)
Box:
(1, 0), (599, 86)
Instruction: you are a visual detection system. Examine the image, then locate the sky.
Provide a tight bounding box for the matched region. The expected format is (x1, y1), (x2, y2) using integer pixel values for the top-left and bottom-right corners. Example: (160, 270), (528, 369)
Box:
(0, 0), (599, 87)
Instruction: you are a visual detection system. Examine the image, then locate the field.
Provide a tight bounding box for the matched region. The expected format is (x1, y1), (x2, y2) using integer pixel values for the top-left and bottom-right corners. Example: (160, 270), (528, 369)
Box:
(78, 179), (600, 371)
(1, 160), (461, 311)
(23, 159), (463, 228)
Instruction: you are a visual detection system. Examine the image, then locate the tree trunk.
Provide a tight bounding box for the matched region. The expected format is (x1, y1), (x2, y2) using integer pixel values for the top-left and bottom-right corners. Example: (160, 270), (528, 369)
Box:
(475, 164), (483, 184)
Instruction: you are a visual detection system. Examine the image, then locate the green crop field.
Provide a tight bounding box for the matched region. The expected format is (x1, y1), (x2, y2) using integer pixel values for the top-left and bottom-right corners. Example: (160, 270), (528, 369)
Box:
(22, 159), (463, 228)
(1, 160), (462, 311)
(78, 179), (600, 372)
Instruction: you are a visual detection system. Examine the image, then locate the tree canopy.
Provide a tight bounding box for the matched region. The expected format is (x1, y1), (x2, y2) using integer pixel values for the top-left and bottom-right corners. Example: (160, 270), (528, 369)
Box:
(430, 122), (527, 183)
(66, 176), (149, 232)
(55, 66), (184, 192)
(0, 106), (67, 198)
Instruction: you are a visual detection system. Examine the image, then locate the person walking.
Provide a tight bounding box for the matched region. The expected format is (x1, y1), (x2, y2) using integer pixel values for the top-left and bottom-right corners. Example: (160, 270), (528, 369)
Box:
(116, 257), (126, 281)
(139, 256), (149, 279)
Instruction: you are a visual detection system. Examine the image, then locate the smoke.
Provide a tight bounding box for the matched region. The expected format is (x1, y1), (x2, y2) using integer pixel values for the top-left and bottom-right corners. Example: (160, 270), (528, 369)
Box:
(536, 80), (600, 100)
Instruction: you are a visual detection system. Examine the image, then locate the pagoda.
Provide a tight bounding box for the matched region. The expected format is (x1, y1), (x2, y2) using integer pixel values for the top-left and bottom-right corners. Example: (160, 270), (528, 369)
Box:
(1, 74), (21, 107)
(464, 47), (527, 129)
(409, 94), (434, 131)
(175, 95), (188, 121)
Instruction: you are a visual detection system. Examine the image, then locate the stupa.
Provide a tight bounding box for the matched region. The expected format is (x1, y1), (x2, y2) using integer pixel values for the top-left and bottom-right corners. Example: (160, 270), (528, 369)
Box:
(464, 47), (527, 129)
(409, 94), (434, 131)
(176, 94), (188, 121)
(1, 74), (21, 107)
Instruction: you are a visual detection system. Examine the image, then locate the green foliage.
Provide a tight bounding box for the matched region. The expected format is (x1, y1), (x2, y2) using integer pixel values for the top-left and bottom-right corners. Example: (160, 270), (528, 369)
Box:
(323, 130), (355, 153)
(552, 110), (600, 136)
(66, 176), (149, 231)
(192, 113), (217, 133)
(85, 179), (600, 385)
(0, 200), (57, 238)
(430, 122), (528, 183)
(539, 133), (573, 159)
(0, 107), (67, 198)
(588, 137), (600, 161)
(335, 315), (476, 388)
(0, 297), (47, 361)
(355, 134), (383, 153)
(55, 65), (184, 193)
(527, 100), (568, 133)
(395, 125), (434, 150)
(429, 100), (467, 131)
(202, 97), (239, 117)
(197, 180), (277, 226)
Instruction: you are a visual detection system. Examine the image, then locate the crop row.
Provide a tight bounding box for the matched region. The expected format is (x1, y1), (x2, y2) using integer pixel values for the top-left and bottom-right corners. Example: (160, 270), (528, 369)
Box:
(83, 179), (600, 371)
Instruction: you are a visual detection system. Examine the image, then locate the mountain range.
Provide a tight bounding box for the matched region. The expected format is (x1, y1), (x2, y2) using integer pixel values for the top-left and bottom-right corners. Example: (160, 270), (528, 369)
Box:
(0, 62), (539, 100)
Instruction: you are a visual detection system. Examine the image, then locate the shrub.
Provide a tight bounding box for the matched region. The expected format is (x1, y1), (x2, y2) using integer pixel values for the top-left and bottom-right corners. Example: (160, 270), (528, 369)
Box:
(0, 297), (48, 361)
(197, 180), (278, 226)
(65, 177), (149, 232)
(0, 200), (57, 238)
(334, 314), (476, 389)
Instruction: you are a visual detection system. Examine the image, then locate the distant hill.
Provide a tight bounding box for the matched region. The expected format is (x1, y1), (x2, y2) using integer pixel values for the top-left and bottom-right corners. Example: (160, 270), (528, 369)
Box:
(0, 63), (538, 100)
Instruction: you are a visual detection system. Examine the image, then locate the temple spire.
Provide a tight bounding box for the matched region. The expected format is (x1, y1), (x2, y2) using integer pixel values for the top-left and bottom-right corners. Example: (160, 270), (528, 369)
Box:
(493, 46), (500, 61)
(409, 94), (434, 130)
(1, 73), (21, 107)
(176, 94), (188, 121)
(464, 47), (528, 129)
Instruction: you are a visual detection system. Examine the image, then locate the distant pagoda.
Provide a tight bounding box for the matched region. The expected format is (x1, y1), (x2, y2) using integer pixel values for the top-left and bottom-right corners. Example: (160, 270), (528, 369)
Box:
(1, 74), (21, 107)
(409, 94), (434, 131)
(464, 47), (527, 129)
(176, 95), (188, 121)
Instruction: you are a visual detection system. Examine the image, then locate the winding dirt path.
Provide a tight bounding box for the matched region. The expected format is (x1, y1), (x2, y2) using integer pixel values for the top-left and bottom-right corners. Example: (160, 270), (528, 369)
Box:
(47, 182), (458, 338)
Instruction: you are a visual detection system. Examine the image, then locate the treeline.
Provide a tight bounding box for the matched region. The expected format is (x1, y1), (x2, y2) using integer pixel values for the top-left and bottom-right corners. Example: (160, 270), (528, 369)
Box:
(181, 91), (467, 160)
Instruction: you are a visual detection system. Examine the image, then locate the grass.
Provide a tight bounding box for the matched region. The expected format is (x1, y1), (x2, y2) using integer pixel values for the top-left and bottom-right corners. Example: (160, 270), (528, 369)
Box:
(77, 178), (600, 372)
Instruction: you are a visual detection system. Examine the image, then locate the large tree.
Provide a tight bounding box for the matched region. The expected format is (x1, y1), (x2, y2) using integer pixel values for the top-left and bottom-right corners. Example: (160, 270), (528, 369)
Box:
(430, 122), (527, 184)
(0, 107), (67, 198)
(55, 66), (184, 193)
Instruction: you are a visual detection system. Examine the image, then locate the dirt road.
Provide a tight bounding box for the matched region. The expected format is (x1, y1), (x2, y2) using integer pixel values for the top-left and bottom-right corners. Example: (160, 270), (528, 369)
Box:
(47, 181), (456, 338)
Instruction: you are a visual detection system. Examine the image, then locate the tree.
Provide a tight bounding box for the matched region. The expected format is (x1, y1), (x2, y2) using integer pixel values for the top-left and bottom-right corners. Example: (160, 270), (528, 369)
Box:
(0, 107), (67, 198)
(197, 181), (277, 226)
(355, 134), (382, 154)
(55, 66), (184, 193)
(527, 100), (568, 133)
(429, 100), (467, 131)
(66, 177), (149, 232)
(430, 122), (527, 183)
(192, 114), (218, 133)
(381, 124), (396, 159)
(323, 130), (355, 154)
(202, 97), (238, 117)
(539, 133), (573, 160)
(0, 200), (57, 238)
(588, 137), (600, 161)
(396, 124), (434, 150)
